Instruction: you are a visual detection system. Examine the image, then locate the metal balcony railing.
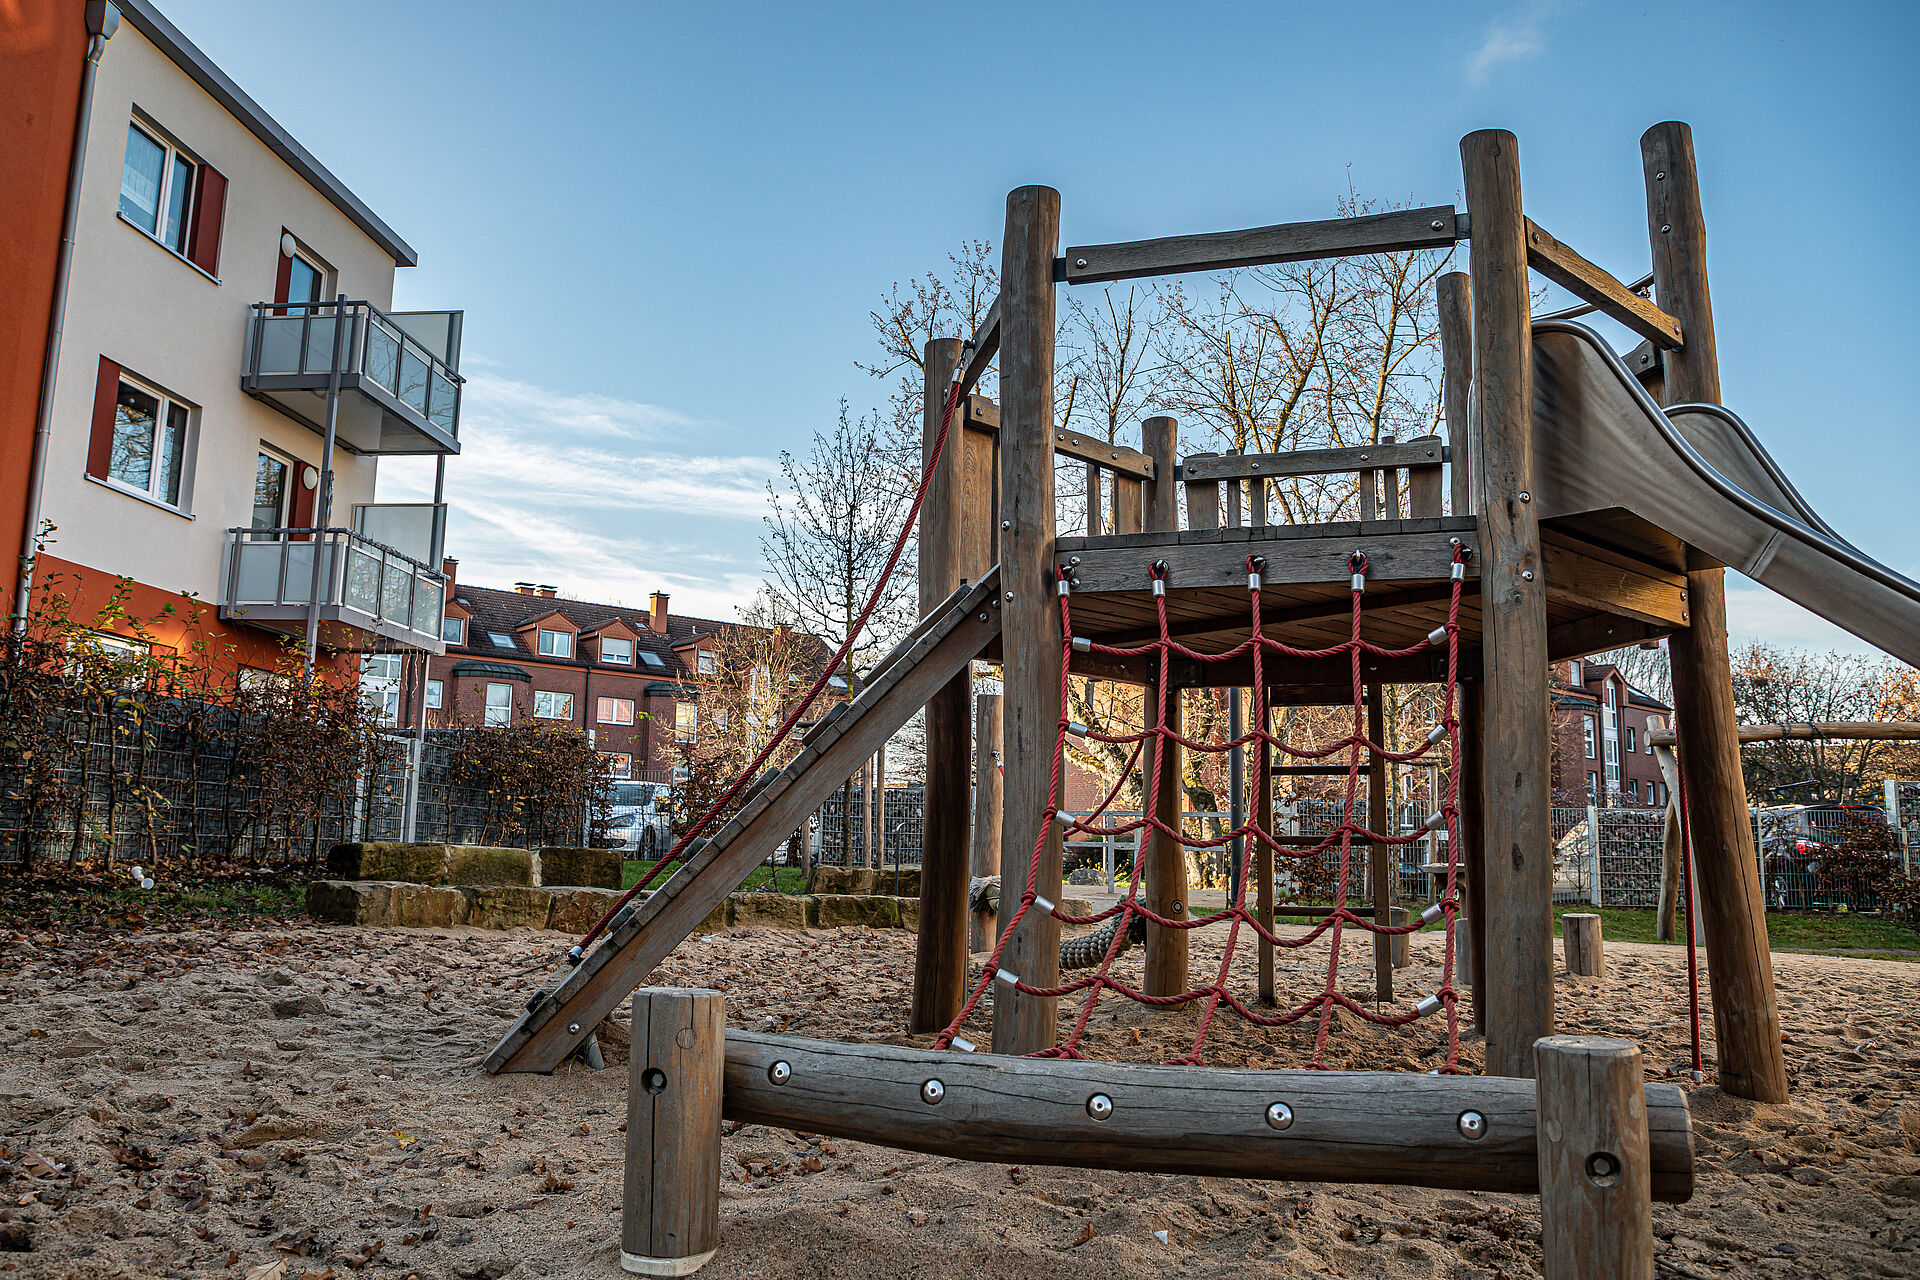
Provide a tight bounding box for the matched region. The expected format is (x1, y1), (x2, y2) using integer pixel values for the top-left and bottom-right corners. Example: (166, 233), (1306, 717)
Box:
(221, 526), (447, 651)
(241, 299), (463, 455)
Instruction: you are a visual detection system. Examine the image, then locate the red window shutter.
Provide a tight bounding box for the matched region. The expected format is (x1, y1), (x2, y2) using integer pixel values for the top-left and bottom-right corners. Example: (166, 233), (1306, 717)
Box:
(187, 164), (226, 276)
(86, 356), (123, 480)
(273, 227), (293, 307)
(289, 464), (315, 531)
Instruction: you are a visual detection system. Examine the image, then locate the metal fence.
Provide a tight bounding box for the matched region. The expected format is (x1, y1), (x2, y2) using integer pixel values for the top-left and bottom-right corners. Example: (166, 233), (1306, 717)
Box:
(816, 783), (926, 870)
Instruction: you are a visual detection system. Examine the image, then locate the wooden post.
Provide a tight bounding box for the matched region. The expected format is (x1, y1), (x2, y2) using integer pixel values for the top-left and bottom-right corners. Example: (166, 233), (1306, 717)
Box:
(875, 741), (887, 869)
(1256, 688), (1276, 1004)
(912, 337), (971, 1032)
(1460, 682), (1486, 1028)
(1535, 1036), (1654, 1280)
(1563, 913), (1604, 977)
(1648, 716), (1684, 942)
(1462, 128), (1554, 1077)
(1141, 414), (1188, 998)
(969, 692), (1004, 952)
(864, 756), (878, 869)
(1438, 272), (1474, 519)
(623, 988), (724, 1277)
(1642, 121), (1787, 1102)
(1367, 684), (1393, 1001)
(1390, 905), (1411, 968)
(990, 186), (1064, 1056)
(1085, 460), (1103, 535)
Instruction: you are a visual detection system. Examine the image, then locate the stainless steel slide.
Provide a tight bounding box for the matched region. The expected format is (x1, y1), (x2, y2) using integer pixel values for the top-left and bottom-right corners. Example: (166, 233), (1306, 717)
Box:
(1529, 320), (1920, 668)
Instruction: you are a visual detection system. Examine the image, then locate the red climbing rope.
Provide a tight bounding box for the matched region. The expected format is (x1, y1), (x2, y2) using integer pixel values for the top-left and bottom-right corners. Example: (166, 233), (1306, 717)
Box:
(570, 377), (969, 954)
(1675, 764), (1706, 1078)
(937, 542), (1471, 1071)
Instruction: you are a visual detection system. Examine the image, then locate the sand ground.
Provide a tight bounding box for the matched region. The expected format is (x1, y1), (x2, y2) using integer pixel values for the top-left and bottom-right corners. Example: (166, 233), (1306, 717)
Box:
(3, 916), (1920, 1279)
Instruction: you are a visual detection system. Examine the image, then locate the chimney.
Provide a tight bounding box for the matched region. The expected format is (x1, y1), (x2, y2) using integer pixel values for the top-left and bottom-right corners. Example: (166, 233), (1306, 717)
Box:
(536, 584), (557, 598)
(441, 557), (458, 592)
(514, 581), (535, 595)
(648, 591), (670, 634)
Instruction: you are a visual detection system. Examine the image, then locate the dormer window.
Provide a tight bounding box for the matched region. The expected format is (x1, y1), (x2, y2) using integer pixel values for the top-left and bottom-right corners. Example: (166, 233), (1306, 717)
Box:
(600, 636), (633, 665)
(538, 628), (572, 658)
(697, 650), (716, 675)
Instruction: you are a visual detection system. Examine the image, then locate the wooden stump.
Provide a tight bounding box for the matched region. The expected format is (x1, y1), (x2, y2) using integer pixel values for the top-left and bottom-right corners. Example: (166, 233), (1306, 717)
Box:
(623, 989), (724, 1276)
(1390, 906), (1411, 968)
(1534, 1036), (1653, 1280)
(1563, 914), (1604, 978)
(1454, 914), (1474, 987)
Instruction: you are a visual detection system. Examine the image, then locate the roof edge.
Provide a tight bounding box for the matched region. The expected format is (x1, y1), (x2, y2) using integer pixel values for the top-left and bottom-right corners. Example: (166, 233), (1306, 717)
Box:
(115, 0), (419, 267)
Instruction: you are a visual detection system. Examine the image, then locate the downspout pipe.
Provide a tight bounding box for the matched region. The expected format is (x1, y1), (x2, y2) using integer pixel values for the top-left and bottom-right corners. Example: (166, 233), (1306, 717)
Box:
(16, 2), (120, 634)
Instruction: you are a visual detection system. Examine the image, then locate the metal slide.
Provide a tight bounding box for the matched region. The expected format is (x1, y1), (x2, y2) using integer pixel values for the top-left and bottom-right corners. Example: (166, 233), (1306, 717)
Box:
(1530, 321), (1920, 668)
(485, 571), (1003, 1074)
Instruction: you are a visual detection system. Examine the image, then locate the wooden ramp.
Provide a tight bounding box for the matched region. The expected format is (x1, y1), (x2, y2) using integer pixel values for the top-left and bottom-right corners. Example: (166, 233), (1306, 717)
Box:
(485, 572), (1003, 1074)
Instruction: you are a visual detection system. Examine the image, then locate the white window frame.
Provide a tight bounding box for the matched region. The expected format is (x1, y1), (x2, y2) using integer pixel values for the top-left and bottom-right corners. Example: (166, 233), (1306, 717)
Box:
(602, 751), (633, 779)
(639, 649), (667, 669)
(1625, 726), (1636, 753)
(484, 682), (513, 727)
(118, 117), (197, 256)
(538, 628), (573, 658)
(102, 370), (197, 513)
(696, 649), (717, 675)
(442, 615), (466, 646)
(532, 690), (575, 721)
(1583, 716), (1596, 760)
(488, 631), (517, 650)
(600, 636), (634, 666)
(425, 678), (443, 710)
(597, 696), (635, 725)
(675, 701), (698, 744)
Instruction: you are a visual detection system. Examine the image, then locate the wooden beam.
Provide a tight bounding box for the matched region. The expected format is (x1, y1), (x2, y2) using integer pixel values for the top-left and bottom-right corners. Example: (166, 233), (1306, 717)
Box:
(1535, 1036), (1655, 1279)
(955, 296), (1000, 399)
(969, 693), (1004, 953)
(991, 187), (1064, 1056)
(623, 989), (723, 1277)
(1460, 682), (1487, 1033)
(1643, 120), (1787, 1103)
(1094, 582), (1462, 650)
(1061, 521), (1478, 594)
(1649, 720), (1920, 748)
(1056, 427), (1153, 481)
(912, 337), (972, 1033)
(1256, 691), (1275, 1005)
(1141, 415), (1187, 998)
(1547, 613), (1673, 663)
(1540, 535), (1689, 629)
(1184, 440), (1449, 482)
(1463, 127), (1555, 1079)
(1525, 218), (1683, 351)
(1368, 685), (1393, 1002)
(1439, 273), (1474, 518)
(720, 1031), (1695, 1202)
(1061, 205), (1463, 286)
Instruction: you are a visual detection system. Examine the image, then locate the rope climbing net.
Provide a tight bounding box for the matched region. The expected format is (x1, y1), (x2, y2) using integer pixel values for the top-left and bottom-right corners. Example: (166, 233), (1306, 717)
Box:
(938, 544), (1472, 1070)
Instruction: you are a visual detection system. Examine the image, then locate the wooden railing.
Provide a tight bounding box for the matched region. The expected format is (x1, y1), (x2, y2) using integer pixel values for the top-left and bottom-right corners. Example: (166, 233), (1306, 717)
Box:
(1181, 433), (1449, 529)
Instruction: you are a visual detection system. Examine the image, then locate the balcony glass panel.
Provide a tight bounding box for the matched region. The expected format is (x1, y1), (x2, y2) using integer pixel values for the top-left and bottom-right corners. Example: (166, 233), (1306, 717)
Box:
(232, 540), (287, 603)
(398, 348), (430, 416)
(428, 371), (458, 437)
(345, 546), (382, 613)
(415, 576), (444, 632)
(258, 316), (305, 374)
(365, 317), (401, 394)
(302, 315), (340, 373)
(382, 555), (413, 621)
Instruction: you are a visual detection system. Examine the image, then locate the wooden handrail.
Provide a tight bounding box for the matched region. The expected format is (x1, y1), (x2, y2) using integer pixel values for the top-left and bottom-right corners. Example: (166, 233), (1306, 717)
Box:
(1648, 721), (1920, 748)
(1524, 218), (1683, 350)
(1183, 439), (1448, 481)
(1059, 205), (1464, 285)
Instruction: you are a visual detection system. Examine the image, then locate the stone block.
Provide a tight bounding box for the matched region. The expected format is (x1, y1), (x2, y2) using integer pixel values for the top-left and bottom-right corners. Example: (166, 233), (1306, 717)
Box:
(813, 894), (901, 929)
(692, 897), (730, 935)
(305, 880), (398, 926)
(810, 866), (881, 896)
(387, 884), (470, 929)
(896, 896), (918, 932)
(325, 843), (448, 883)
(547, 887), (624, 934)
(461, 886), (554, 930)
(728, 892), (810, 930)
(891, 867), (921, 898)
(539, 845), (623, 890)
(1060, 896), (1094, 919)
(446, 845), (536, 887)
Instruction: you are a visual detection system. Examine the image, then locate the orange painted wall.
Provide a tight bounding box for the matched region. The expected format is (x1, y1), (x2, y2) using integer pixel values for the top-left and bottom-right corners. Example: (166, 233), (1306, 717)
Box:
(0, 1), (87, 603)
(34, 552), (353, 686)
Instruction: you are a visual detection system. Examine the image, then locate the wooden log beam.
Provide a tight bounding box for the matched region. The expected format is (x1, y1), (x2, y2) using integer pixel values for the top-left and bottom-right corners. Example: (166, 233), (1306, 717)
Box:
(1439, 272), (1475, 519)
(1060, 205), (1463, 286)
(1461, 681), (1487, 1031)
(966, 397), (1156, 482)
(991, 186), (1065, 1056)
(1547, 613), (1675, 663)
(1463, 127), (1555, 1078)
(970, 694), (1004, 953)
(1649, 720), (1920, 747)
(1524, 218), (1684, 351)
(624, 989), (724, 1277)
(1184, 440), (1449, 482)
(720, 1031), (1694, 1202)
(913, 337), (972, 1033)
(1256, 689), (1276, 1005)
(1540, 534), (1689, 629)
(1535, 1036), (1655, 1279)
(1368, 685), (1393, 1002)
(1060, 521), (1478, 594)
(1644, 119), (1788, 1103)
(1141, 415), (1188, 998)
(955, 296), (1000, 399)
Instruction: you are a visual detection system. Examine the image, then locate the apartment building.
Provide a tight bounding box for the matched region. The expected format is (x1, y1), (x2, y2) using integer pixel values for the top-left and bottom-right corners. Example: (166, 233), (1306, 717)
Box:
(404, 570), (846, 781)
(1553, 658), (1671, 807)
(2, 0), (459, 680)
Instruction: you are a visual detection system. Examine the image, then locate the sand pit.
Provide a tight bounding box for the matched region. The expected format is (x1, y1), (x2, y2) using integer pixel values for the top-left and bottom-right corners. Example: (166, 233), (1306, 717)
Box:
(4, 918), (1920, 1279)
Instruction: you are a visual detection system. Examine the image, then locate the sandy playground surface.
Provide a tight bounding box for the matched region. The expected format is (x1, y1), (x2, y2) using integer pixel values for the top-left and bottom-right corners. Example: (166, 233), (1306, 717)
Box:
(4, 915), (1920, 1280)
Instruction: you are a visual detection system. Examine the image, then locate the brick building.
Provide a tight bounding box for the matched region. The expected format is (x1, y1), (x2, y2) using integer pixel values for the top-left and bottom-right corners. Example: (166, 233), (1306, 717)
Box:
(1551, 658), (1671, 808)
(400, 565), (844, 781)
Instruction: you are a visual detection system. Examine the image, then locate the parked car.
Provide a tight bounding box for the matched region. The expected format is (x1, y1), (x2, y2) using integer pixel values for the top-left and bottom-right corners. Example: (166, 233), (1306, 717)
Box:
(606, 780), (673, 858)
(1755, 803), (1895, 908)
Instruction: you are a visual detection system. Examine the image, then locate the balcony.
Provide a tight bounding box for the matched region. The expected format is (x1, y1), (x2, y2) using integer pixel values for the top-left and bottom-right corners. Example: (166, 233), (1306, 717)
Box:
(220, 524), (447, 652)
(241, 300), (464, 455)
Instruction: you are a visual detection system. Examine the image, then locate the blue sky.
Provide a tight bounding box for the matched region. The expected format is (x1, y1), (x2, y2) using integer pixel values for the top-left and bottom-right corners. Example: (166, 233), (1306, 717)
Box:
(162, 0), (1920, 649)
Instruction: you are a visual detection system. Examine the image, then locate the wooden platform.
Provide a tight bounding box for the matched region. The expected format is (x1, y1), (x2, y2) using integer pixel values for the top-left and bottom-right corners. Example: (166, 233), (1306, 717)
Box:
(1042, 514), (1688, 689)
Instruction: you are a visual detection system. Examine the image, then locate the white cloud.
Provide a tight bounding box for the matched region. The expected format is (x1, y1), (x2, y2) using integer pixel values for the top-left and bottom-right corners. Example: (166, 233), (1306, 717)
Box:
(1466, 3), (1557, 85)
(1724, 574), (1879, 656)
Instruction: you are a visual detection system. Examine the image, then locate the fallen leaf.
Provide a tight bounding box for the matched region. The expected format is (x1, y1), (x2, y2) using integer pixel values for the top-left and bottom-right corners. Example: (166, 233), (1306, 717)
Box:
(393, 1133), (416, 1147)
(244, 1261), (289, 1280)
(1069, 1223), (1095, 1248)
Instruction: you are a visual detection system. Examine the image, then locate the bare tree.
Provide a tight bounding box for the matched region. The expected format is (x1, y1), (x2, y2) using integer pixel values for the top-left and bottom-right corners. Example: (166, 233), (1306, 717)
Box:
(1588, 642), (1673, 704)
(1731, 642), (1920, 803)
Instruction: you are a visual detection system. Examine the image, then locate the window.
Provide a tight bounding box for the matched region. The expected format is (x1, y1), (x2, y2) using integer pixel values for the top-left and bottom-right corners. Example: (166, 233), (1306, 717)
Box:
(600, 636), (633, 666)
(639, 649), (667, 669)
(603, 752), (633, 779)
(533, 690), (575, 720)
(1602, 681), (1618, 732)
(96, 372), (193, 509)
(484, 682), (513, 726)
(598, 696), (635, 725)
(675, 702), (698, 744)
(489, 631), (517, 650)
(442, 615), (465, 646)
(538, 628), (573, 658)
(1583, 716), (1596, 759)
(252, 450), (289, 532)
(1626, 726), (1636, 753)
(284, 250), (323, 308)
(1568, 659), (1581, 685)
(1588, 771), (1600, 805)
(239, 665), (290, 693)
(119, 119), (224, 273)
(425, 679), (443, 710)
(697, 650), (717, 674)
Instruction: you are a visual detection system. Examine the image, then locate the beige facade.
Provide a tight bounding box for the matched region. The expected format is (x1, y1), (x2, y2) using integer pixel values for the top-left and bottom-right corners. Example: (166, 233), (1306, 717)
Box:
(41, 18), (398, 606)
